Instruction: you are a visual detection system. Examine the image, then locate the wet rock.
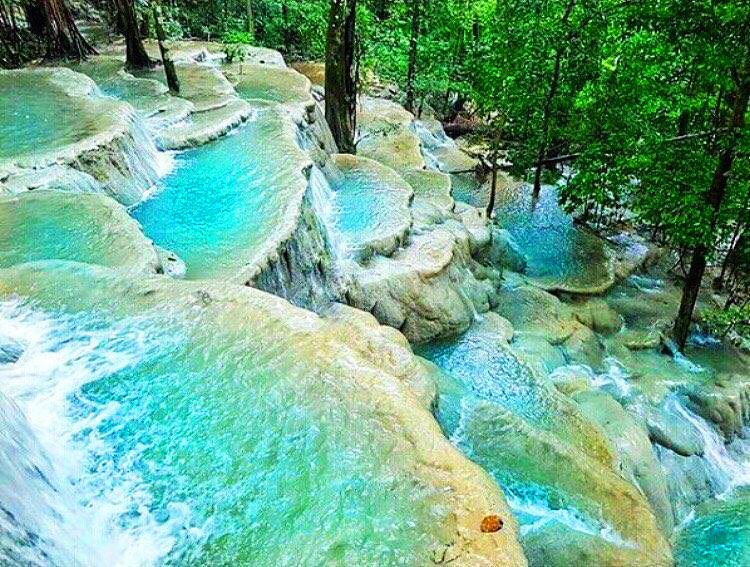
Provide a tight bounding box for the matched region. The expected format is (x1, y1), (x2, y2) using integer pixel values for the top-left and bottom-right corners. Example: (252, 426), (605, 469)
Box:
(482, 228), (527, 273)
(522, 522), (671, 567)
(682, 375), (750, 439)
(656, 445), (714, 524)
(562, 323), (606, 370)
(347, 228), (497, 343)
(549, 365), (594, 397)
(494, 279), (577, 345)
(291, 61), (326, 86)
(155, 246), (186, 279)
(511, 334), (567, 375)
(461, 402), (672, 566)
(633, 401), (704, 457)
(570, 298), (623, 335)
(573, 390), (674, 534)
(477, 312), (515, 344)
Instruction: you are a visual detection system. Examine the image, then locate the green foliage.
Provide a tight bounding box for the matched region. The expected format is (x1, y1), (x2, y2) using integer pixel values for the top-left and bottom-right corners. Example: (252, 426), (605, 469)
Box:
(702, 304), (750, 339)
(222, 30), (254, 45)
(223, 43), (248, 64)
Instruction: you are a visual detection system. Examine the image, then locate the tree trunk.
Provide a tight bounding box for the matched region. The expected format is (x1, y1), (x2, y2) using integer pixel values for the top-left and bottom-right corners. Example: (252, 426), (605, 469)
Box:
(114, 0), (153, 69)
(487, 148), (499, 218)
(325, 0), (357, 154)
(532, 0), (575, 199)
(36, 0), (96, 60)
(281, 1), (294, 53)
(152, 4), (179, 93)
(673, 61), (750, 350)
(404, 0), (420, 114)
(247, 0), (255, 39)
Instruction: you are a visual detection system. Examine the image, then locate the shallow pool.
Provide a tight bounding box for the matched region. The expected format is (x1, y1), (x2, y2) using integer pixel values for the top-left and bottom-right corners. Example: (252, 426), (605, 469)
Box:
(132, 109), (304, 280)
(329, 157), (412, 258)
(0, 264), (450, 565)
(0, 192), (154, 272)
(0, 71), (103, 162)
(494, 185), (612, 292)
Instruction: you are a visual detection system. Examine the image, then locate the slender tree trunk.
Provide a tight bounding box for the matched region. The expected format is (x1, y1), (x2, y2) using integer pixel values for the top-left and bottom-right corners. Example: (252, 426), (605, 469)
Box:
(325, 0), (357, 154)
(404, 0), (420, 114)
(532, 0), (575, 199)
(36, 0), (95, 60)
(487, 148), (499, 218)
(114, 0), (153, 68)
(152, 4), (179, 93)
(281, 0), (293, 53)
(247, 0), (254, 39)
(673, 61), (750, 350)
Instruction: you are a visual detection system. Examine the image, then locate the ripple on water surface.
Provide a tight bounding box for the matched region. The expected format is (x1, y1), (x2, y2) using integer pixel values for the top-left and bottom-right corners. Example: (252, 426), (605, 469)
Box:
(675, 488), (750, 567)
(0, 71), (102, 161)
(0, 265), (450, 565)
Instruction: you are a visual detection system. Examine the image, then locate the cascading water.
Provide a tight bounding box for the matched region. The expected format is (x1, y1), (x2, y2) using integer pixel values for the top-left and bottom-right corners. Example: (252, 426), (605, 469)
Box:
(670, 398), (750, 496)
(0, 300), (173, 566)
(307, 165), (348, 266)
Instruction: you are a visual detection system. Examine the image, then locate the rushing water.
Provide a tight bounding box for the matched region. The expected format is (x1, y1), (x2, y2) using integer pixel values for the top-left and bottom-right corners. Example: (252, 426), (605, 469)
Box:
(675, 488), (750, 567)
(416, 324), (628, 550)
(0, 265), (452, 565)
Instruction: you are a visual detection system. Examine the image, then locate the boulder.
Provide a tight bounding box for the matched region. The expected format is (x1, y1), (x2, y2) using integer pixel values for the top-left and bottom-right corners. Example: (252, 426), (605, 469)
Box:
(483, 228), (527, 273)
(572, 391), (674, 534)
(494, 279), (578, 345)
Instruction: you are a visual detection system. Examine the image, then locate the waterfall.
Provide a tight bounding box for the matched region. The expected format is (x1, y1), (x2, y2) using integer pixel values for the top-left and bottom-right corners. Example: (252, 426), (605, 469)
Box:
(411, 121), (446, 171)
(0, 300), (178, 566)
(671, 398), (750, 495)
(309, 166), (347, 264)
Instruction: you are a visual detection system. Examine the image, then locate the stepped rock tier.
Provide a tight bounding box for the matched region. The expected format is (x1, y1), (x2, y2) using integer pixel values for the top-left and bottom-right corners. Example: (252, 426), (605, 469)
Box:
(1, 39), (748, 567)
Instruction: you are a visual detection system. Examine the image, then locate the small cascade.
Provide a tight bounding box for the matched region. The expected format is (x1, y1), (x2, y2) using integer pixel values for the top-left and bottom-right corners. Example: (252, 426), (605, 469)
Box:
(308, 166), (348, 264)
(118, 105), (176, 200)
(0, 390), (97, 566)
(411, 121), (449, 171)
(0, 300), (175, 566)
(671, 398), (750, 495)
(663, 339), (706, 374)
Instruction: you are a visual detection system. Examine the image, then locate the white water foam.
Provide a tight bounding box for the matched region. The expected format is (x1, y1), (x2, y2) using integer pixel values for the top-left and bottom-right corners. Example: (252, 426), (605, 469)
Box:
(0, 300), (187, 566)
(309, 165), (349, 264)
(671, 398), (750, 496)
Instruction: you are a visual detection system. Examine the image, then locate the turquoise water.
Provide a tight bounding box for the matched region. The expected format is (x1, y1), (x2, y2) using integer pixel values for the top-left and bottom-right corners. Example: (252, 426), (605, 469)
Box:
(675, 489), (750, 567)
(0, 264), (449, 565)
(450, 173), (484, 206)
(416, 327), (626, 550)
(494, 186), (612, 291)
(332, 170), (383, 236)
(70, 58), (168, 110)
(132, 109), (300, 280)
(0, 72), (101, 160)
(330, 164), (410, 256)
(0, 192), (151, 272)
(416, 328), (558, 431)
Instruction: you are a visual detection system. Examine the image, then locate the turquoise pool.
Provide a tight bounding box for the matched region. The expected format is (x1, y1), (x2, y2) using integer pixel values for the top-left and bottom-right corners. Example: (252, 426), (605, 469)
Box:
(0, 264), (451, 565)
(132, 109), (303, 280)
